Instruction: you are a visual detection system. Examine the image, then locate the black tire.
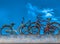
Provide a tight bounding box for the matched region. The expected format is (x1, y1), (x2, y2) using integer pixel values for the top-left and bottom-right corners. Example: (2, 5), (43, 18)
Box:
(1, 27), (12, 35)
(20, 25), (29, 35)
(28, 22), (40, 35)
(29, 26), (39, 35)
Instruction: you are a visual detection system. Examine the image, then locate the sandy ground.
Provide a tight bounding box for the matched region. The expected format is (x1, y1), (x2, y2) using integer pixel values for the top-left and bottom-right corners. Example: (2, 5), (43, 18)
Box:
(0, 34), (60, 43)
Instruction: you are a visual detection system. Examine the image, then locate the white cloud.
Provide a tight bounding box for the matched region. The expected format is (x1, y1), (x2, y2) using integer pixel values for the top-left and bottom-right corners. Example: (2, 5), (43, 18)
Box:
(26, 3), (59, 21)
(45, 13), (52, 17)
(41, 8), (54, 17)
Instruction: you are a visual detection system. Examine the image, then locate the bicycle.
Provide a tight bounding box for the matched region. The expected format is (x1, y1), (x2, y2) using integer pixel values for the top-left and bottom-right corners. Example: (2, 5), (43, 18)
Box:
(44, 18), (60, 35)
(1, 23), (17, 35)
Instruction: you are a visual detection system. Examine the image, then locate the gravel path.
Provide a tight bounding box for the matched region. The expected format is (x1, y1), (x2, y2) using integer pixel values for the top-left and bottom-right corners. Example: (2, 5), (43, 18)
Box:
(0, 34), (60, 43)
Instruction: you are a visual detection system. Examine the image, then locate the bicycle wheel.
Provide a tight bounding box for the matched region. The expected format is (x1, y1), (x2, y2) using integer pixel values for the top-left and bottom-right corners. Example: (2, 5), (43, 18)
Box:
(21, 25), (29, 35)
(29, 26), (39, 35)
(1, 27), (12, 35)
(28, 22), (40, 35)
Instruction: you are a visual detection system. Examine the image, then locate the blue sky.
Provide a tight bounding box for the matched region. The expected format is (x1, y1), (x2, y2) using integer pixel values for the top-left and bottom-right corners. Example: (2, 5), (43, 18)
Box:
(0, 0), (60, 29)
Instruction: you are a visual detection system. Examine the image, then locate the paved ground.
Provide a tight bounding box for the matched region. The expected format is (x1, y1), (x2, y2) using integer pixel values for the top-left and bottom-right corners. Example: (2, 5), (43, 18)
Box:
(0, 34), (60, 43)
